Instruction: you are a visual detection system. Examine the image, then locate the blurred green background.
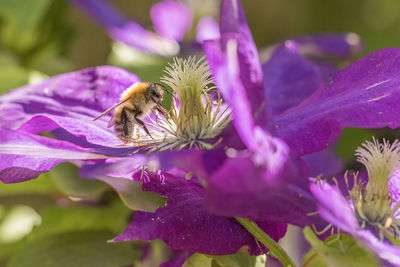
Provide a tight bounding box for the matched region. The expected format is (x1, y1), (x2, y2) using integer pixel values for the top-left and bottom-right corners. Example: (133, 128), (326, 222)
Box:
(1, 0), (400, 90)
(0, 0), (399, 266)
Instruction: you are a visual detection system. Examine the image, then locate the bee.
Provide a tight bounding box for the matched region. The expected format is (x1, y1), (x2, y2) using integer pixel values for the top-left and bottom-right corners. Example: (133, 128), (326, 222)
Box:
(93, 82), (169, 142)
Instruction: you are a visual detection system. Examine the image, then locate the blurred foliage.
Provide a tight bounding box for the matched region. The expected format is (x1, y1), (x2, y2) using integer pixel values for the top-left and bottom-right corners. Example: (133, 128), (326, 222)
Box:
(0, 196), (135, 264)
(0, 173), (56, 196)
(184, 254), (213, 267)
(99, 175), (166, 212)
(0, 0), (73, 67)
(1, 0), (400, 266)
(50, 163), (109, 200)
(6, 230), (140, 267)
(243, 0), (400, 54)
(211, 253), (266, 267)
(303, 227), (380, 267)
(181, 252), (266, 267)
(0, 0), (73, 94)
(335, 128), (374, 163)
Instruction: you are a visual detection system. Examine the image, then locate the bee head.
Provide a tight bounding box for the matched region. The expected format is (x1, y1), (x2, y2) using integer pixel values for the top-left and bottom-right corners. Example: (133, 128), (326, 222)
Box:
(147, 83), (165, 103)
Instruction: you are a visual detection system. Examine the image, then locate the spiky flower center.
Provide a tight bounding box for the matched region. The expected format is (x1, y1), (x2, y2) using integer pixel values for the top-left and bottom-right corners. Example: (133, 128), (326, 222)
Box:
(349, 138), (400, 236)
(128, 56), (230, 152)
(161, 57), (211, 137)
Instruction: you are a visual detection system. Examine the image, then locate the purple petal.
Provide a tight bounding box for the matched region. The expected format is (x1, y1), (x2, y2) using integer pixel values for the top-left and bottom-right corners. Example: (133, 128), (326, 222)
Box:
(150, 0), (193, 42)
(263, 41), (325, 115)
(0, 66), (139, 148)
(0, 127), (103, 183)
(80, 157), (150, 180)
(389, 169), (400, 216)
(113, 172), (286, 255)
(356, 230), (400, 267)
(192, 40), (322, 226)
(204, 152), (321, 226)
(333, 172), (368, 199)
(69, 0), (124, 28)
(69, 0), (179, 56)
(204, 38), (258, 151)
(311, 177), (400, 266)
(309, 180), (359, 233)
(291, 33), (363, 59)
(217, 0), (270, 127)
(196, 17), (220, 43)
(302, 147), (343, 177)
(275, 48), (400, 156)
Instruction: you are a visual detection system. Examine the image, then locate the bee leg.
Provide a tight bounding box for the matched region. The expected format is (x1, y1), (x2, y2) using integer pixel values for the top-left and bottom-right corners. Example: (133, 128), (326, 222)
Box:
(133, 124), (141, 139)
(134, 114), (153, 139)
(156, 104), (170, 119)
(121, 108), (137, 141)
(121, 108), (129, 137)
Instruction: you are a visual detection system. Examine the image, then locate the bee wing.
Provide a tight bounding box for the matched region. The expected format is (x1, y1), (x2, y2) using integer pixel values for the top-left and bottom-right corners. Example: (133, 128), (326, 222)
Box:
(107, 116), (115, 128)
(93, 98), (131, 121)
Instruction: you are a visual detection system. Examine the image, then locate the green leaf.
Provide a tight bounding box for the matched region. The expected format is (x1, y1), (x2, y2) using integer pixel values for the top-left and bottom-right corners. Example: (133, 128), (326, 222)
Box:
(236, 217), (295, 267)
(183, 253), (213, 267)
(96, 175), (166, 212)
(50, 163), (108, 200)
(0, 201), (131, 260)
(6, 230), (140, 267)
(0, 173), (56, 196)
(212, 253), (266, 267)
(140, 239), (171, 267)
(29, 201), (131, 240)
(303, 227), (380, 267)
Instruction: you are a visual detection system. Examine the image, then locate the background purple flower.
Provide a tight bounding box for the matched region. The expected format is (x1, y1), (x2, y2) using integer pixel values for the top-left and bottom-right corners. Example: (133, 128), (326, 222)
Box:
(311, 179), (400, 266)
(150, 0), (193, 42)
(69, 0), (220, 57)
(69, 0), (179, 56)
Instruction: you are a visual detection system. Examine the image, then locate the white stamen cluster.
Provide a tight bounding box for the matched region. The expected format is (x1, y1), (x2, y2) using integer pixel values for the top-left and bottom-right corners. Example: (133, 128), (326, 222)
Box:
(350, 138), (400, 236)
(129, 57), (230, 152)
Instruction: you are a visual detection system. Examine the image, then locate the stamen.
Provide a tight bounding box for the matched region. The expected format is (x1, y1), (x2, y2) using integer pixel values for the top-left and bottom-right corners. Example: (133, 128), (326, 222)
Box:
(384, 217), (393, 229)
(341, 138), (400, 239)
(355, 138), (400, 222)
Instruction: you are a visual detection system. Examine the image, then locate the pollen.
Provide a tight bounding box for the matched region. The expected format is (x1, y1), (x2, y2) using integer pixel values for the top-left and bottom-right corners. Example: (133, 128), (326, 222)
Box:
(126, 56), (231, 152)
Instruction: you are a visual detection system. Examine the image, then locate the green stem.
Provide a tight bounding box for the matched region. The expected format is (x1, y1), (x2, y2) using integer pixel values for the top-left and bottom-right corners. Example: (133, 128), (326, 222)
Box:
(236, 217), (296, 267)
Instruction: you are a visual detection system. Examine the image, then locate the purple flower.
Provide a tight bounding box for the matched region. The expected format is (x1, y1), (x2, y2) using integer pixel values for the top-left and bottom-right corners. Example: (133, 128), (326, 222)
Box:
(69, 0), (220, 56)
(2, 0), (400, 228)
(69, 0), (179, 56)
(3, 0), (400, 256)
(150, 0), (220, 43)
(150, 0), (194, 42)
(201, 0), (400, 227)
(0, 56), (281, 255)
(310, 139), (400, 266)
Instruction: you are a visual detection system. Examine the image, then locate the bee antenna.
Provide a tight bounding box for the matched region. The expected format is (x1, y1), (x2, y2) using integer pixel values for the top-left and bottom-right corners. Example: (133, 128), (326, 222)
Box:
(154, 82), (176, 99)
